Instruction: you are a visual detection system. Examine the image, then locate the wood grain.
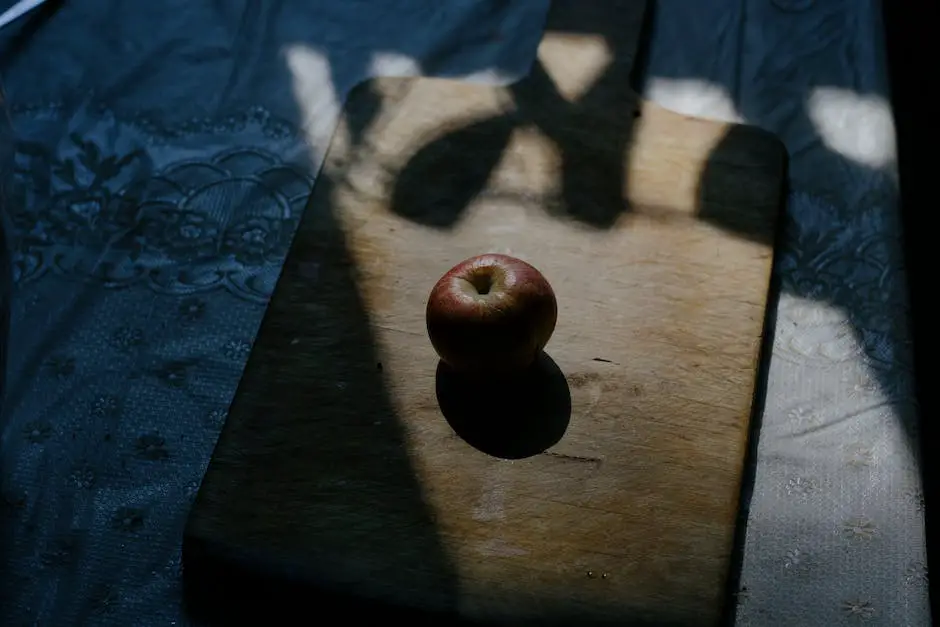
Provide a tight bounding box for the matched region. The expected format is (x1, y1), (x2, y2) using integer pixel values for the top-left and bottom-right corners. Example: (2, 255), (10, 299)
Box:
(184, 2), (786, 625)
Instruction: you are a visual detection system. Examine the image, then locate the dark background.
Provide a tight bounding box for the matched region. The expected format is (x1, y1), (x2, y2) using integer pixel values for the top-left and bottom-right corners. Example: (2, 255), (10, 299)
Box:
(881, 1), (937, 622)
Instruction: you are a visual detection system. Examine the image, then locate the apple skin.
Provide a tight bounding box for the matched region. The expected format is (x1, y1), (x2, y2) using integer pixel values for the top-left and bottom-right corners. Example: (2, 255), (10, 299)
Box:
(426, 254), (557, 375)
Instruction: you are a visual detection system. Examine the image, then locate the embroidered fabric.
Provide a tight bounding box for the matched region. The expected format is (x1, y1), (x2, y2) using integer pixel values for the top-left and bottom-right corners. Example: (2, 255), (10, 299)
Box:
(0, 0), (928, 625)
(1, 82), (12, 409)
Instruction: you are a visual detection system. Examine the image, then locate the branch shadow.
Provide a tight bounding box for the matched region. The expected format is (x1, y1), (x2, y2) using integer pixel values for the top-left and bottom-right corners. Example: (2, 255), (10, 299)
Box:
(390, 113), (517, 228)
(387, 0), (780, 245)
(389, 0), (640, 230)
(182, 168), (459, 624)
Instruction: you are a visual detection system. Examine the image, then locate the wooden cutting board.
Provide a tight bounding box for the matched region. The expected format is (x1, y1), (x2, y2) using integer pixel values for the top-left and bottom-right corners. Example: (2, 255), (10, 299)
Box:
(183, 2), (786, 625)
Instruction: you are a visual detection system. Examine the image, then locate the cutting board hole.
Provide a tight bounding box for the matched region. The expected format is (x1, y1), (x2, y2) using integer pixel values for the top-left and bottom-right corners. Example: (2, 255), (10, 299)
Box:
(435, 352), (571, 460)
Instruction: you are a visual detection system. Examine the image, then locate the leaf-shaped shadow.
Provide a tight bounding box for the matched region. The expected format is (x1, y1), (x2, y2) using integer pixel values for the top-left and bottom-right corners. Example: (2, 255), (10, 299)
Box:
(389, 113), (516, 229)
(510, 58), (636, 230)
(695, 124), (787, 247)
(346, 81), (384, 149)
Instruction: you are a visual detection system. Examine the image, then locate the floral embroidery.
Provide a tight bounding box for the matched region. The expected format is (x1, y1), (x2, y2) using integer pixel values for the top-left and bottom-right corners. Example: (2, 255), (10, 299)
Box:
(903, 488), (925, 512)
(110, 507), (145, 532)
(185, 480), (200, 498)
(841, 517), (877, 540)
(162, 552), (183, 579)
(23, 422), (53, 444)
(135, 433), (170, 461)
(69, 466), (96, 489)
(905, 561), (928, 586)
(849, 375), (881, 398)
(841, 599), (875, 619)
(149, 211), (221, 262)
(845, 445), (874, 468)
(221, 339), (252, 361)
(14, 135), (144, 251)
(842, 600), (875, 620)
(154, 361), (190, 388)
(223, 216), (284, 265)
(786, 405), (818, 428)
(204, 407), (228, 429)
(11, 138), (313, 302)
(90, 395), (123, 419)
(783, 548), (804, 569)
(785, 476), (817, 497)
(110, 326), (145, 351)
(178, 297), (206, 322)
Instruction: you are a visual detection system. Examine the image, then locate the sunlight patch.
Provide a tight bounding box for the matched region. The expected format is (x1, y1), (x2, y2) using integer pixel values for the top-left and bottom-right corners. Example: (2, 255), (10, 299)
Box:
(645, 78), (742, 123)
(368, 52), (422, 78)
(284, 44), (344, 163)
(806, 87), (896, 170)
(537, 33), (613, 100)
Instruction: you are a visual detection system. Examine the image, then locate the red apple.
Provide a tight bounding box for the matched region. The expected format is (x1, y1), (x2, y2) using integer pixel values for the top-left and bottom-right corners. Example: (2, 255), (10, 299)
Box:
(426, 254), (557, 375)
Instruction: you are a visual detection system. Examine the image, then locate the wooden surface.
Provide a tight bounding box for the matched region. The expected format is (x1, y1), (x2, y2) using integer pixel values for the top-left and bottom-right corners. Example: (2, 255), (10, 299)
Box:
(184, 1), (787, 625)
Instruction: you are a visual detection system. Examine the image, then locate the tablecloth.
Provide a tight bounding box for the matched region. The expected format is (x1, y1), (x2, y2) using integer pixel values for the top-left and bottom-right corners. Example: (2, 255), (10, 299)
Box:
(0, 0), (928, 625)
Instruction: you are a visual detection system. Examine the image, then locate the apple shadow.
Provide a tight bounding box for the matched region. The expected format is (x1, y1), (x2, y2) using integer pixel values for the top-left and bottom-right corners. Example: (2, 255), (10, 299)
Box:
(435, 352), (571, 460)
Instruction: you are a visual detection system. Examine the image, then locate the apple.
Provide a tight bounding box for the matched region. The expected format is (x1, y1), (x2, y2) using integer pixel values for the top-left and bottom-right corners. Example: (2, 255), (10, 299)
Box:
(426, 254), (557, 375)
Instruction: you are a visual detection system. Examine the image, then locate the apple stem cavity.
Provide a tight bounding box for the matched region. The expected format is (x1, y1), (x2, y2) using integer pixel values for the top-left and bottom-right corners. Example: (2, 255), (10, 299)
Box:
(470, 271), (494, 295)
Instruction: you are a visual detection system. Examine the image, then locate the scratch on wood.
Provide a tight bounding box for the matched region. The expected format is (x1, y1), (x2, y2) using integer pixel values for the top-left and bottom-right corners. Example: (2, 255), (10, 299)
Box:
(534, 496), (624, 518)
(373, 324), (423, 337)
(541, 451), (603, 467)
